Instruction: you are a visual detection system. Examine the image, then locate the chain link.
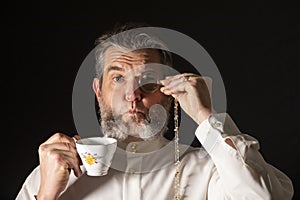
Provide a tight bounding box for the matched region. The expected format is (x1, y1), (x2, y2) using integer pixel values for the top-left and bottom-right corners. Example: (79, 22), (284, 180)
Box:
(174, 99), (181, 200)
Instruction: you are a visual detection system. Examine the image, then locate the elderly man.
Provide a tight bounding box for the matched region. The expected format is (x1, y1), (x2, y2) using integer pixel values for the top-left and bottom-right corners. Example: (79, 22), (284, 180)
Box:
(17, 23), (293, 200)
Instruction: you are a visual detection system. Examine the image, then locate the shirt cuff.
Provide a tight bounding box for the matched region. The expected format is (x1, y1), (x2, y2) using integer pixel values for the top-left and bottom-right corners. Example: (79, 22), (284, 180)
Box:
(195, 117), (221, 153)
(195, 113), (240, 152)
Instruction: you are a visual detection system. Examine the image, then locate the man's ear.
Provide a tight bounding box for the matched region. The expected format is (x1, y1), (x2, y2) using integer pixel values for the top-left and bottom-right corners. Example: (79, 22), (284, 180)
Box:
(93, 78), (101, 103)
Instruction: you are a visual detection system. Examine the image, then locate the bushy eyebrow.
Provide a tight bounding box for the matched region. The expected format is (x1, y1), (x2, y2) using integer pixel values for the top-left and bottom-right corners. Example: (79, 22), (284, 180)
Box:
(106, 66), (125, 74)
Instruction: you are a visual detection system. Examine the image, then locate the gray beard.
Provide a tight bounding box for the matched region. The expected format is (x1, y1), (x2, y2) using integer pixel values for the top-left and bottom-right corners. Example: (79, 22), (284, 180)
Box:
(99, 98), (171, 141)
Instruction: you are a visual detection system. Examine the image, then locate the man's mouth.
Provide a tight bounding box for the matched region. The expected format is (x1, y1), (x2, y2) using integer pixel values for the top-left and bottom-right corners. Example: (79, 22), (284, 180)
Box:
(128, 109), (145, 115)
(125, 109), (149, 123)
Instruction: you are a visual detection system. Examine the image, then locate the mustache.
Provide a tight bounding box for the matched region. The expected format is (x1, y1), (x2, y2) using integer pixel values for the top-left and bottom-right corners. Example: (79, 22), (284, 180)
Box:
(121, 108), (150, 123)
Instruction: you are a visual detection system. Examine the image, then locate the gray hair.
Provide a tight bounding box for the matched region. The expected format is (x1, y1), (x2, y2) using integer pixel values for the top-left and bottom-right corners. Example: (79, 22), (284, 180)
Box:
(94, 23), (173, 81)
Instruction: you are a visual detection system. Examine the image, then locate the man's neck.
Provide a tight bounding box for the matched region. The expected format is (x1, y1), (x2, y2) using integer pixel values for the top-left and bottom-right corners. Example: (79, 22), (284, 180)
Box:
(116, 135), (168, 154)
(123, 136), (144, 143)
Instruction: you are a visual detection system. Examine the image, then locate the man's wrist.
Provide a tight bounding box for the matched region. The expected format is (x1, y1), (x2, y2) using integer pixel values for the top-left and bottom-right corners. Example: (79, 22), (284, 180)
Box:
(196, 110), (212, 125)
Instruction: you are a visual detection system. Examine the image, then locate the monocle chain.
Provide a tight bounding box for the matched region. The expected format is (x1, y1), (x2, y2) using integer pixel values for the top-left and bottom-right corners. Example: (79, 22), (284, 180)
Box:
(174, 99), (181, 200)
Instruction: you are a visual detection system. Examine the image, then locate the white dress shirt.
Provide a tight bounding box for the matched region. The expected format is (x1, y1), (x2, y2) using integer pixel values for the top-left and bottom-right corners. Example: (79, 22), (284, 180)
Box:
(16, 113), (294, 200)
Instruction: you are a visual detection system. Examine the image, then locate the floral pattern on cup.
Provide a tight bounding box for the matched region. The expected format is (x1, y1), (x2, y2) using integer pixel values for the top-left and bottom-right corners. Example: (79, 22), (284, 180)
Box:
(81, 152), (101, 165)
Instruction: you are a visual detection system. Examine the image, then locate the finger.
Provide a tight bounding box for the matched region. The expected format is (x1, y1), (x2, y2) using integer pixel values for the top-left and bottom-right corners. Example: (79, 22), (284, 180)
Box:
(169, 75), (210, 91)
(48, 149), (82, 177)
(160, 87), (185, 98)
(161, 74), (193, 89)
(162, 87), (186, 98)
(41, 133), (82, 176)
(161, 76), (190, 94)
(72, 135), (83, 166)
(161, 74), (183, 85)
(162, 75), (211, 95)
(44, 133), (76, 147)
(73, 134), (81, 141)
(162, 76), (187, 88)
(165, 72), (198, 80)
(162, 73), (200, 85)
(160, 87), (173, 96)
(65, 153), (82, 177)
(161, 83), (186, 95)
(39, 142), (77, 154)
(76, 150), (83, 165)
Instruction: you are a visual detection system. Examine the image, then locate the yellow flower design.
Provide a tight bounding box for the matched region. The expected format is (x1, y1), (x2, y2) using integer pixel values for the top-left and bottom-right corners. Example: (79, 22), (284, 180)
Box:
(84, 155), (96, 165)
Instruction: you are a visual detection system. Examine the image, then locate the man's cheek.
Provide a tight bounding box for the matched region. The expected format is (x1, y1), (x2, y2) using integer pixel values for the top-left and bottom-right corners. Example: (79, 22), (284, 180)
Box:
(110, 97), (124, 112)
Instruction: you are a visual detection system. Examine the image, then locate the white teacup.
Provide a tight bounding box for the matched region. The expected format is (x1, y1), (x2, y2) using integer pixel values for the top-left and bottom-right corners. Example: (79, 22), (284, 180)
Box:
(76, 137), (117, 176)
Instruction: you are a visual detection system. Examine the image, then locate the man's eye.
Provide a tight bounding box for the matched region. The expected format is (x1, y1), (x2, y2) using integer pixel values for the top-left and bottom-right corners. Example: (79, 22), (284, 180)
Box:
(113, 76), (124, 82)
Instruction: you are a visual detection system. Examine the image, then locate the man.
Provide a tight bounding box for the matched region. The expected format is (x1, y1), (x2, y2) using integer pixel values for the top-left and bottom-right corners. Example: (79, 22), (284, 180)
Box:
(17, 23), (294, 199)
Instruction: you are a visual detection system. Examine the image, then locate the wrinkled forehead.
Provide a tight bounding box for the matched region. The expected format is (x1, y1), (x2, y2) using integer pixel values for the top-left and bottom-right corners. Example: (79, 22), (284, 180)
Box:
(103, 46), (163, 74)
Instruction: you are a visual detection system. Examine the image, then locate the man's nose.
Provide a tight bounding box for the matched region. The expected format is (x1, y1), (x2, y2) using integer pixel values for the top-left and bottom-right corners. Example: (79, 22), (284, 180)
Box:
(124, 78), (142, 102)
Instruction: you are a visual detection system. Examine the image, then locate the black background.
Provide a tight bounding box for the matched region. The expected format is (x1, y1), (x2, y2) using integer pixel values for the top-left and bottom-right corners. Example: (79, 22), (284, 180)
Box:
(3, 1), (300, 199)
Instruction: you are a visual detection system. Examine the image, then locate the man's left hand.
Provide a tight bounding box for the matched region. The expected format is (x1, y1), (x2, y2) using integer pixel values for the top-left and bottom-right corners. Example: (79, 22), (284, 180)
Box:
(160, 73), (212, 124)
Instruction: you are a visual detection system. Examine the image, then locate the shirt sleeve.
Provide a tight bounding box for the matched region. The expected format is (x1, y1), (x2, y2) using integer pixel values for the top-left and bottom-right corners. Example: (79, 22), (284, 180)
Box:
(15, 166), (40, 200)
(195, 113), (294, 200)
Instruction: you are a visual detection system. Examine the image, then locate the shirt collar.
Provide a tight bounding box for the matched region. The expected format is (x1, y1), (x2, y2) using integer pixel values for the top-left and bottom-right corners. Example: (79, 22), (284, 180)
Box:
(117, 136), (170, 153)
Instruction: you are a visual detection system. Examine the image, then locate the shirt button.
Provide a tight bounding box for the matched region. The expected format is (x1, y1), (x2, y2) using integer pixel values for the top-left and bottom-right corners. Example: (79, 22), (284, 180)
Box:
(212, 121), (222, 129)
(130, 143), (137, 153)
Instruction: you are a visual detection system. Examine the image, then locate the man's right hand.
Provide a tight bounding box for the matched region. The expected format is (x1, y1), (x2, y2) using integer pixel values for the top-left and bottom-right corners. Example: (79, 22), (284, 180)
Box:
(36, 133), (82, 200)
